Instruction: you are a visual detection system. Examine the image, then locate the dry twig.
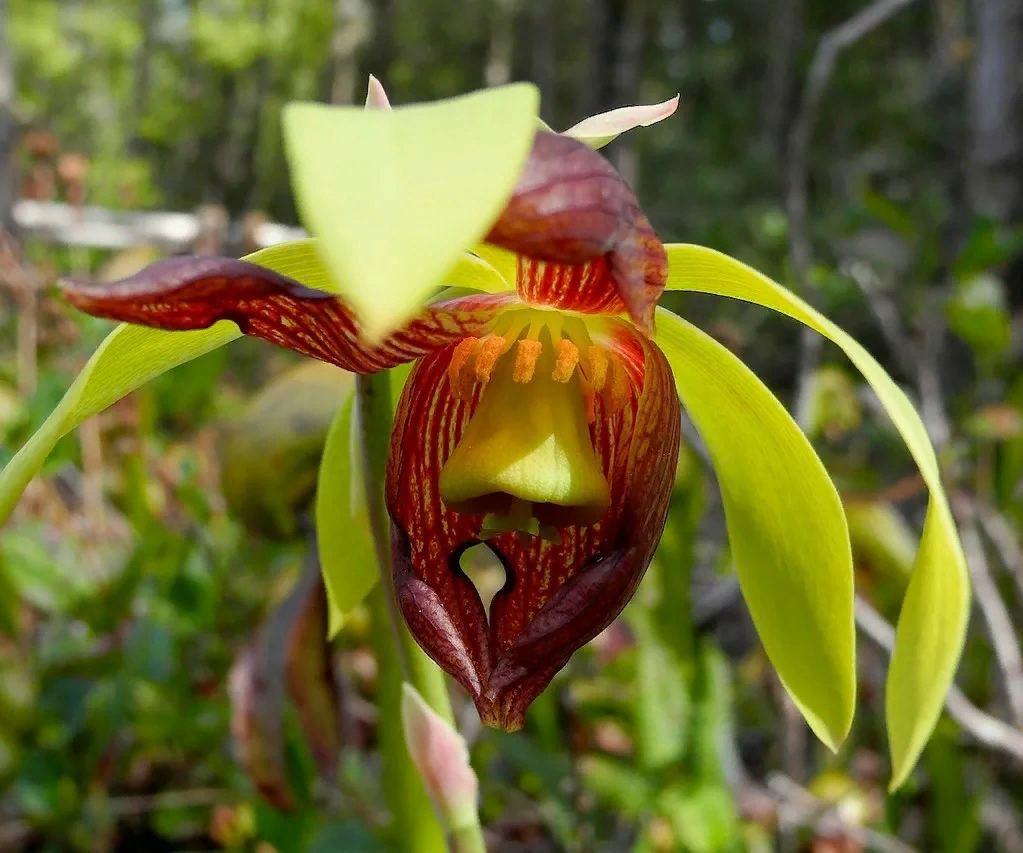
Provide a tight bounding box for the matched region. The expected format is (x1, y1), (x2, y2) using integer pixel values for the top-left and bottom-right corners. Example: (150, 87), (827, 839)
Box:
(955, 508), (1023, 727)
(974, 501), (1023, 612)
(787, 0), (921, 425)
(767, 772), (918, 853)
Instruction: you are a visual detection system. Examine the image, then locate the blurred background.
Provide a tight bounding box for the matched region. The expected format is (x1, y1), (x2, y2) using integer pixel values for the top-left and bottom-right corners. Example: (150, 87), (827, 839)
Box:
(1, 0), (1023, 850)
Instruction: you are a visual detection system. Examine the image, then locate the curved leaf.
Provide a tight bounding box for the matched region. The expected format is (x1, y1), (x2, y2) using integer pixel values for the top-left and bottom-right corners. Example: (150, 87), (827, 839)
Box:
(0, 241), (331, 526)
(0, 321), (241, 525)
(663, 244), (969, 788)
(315, 393), (376, 637)
(655, 309), (855, 748)
(282, 85), (539, 342)
(316, 362), (413, 635)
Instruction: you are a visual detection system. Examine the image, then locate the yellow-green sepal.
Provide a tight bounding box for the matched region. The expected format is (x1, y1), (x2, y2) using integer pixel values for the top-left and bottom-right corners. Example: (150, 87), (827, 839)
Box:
(663, 244), (969, 789)
(655, 308), (855, 750)
(282, 85), (539, 342)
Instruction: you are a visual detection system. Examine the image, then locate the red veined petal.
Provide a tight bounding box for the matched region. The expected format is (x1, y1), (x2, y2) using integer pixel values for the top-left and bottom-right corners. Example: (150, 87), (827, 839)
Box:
(386, 325), (680, 729)
(60, 256), (516, 373)
(516, 257), (625, 317)
(484, 132), (667, 336)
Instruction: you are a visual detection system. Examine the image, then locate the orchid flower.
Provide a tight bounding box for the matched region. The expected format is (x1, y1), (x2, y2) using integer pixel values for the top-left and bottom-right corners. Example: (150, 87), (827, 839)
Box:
(0, 82), (967, 789)
(58, 126), (682, 733)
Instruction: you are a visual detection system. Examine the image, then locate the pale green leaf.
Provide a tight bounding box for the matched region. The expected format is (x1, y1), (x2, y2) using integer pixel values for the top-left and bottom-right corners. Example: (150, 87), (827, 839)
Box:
(469, 243), (517, 291)
(282, 85), (539, 342)
(316, 362), (414, 635)
(663, 244), (969, 788)
(561, 95), (680, 148)
(0, 322), (241, 525)
(0, 240), (331, 526)
(259, 237), (513, 297)
(656, 309), (855, 749)
(316, 394), (376, 637)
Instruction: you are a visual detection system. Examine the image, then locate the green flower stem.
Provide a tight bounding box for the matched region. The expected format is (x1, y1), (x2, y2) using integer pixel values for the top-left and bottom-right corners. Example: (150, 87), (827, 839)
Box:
(367, 585), (447, 853)
(451, 824), (488, 853)
(355, 371), (485, 852)
(355, 370), (454, 721)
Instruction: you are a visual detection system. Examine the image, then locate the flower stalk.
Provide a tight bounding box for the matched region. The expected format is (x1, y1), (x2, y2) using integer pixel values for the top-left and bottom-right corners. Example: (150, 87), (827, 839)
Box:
(356, 369), (485, 851)
(366, 585), (446, 852)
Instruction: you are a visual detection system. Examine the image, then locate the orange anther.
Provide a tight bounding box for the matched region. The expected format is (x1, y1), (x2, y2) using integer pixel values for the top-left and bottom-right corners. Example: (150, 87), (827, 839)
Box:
(474, 334), (510, 383)
(512, 338), (543, 383)
(584, 345), (608, 390)
(552, 338), (580, 383)
(448, 336), (480, 399)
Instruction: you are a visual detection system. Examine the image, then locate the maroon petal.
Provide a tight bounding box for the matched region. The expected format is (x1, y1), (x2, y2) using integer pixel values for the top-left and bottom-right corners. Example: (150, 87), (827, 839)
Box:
(61, 255), (515, 372)
(485, 132), (667, 336)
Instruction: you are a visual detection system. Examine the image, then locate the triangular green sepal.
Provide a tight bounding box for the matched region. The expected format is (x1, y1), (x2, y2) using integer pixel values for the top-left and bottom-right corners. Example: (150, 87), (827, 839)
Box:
(282, 85), (539, 342)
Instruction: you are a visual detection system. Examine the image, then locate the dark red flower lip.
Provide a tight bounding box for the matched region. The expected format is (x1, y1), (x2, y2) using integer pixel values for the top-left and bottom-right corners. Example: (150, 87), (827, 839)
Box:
(386, 327), (680, 730)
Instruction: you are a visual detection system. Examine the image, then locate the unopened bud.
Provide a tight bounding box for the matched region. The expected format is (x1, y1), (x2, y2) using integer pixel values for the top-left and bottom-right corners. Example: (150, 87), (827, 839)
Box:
(401, 683), (479, 830)
(365, 75), (392, 110)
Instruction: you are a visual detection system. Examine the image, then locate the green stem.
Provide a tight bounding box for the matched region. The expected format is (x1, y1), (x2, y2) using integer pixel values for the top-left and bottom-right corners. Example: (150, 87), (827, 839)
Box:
(451, 824), (488, 853)
(355, 371), (454, 722)
(355, 371), (485, 852)
(367, 585), (447, 853)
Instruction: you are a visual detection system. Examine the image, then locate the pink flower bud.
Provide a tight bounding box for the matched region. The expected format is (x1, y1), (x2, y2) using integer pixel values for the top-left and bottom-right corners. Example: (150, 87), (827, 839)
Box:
(401, 683), (479, 830)
(365, 75), (392, 110)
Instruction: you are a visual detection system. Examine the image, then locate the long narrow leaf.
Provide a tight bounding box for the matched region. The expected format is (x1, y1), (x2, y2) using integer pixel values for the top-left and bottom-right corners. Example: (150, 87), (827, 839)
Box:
(656, 308), (855, 749)
(664, 244), (969, 788)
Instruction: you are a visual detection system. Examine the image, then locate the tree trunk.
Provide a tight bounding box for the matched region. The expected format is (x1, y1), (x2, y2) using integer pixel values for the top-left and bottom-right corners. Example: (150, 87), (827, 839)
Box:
(358, 0), (397, 90)
(485, 0), (521, 87)
(330, 0), (371, 105)
(968, 0), (1023, 222)
(760, 0), (803, 154)
(528, 0), (556, 119)
(579, 0), (649, 180)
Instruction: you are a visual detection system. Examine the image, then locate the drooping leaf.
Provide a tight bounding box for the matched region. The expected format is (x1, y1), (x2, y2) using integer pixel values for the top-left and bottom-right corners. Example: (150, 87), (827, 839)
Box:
(655, 308), (855, 749)
(664, 244), (969, 788)
(0, 322), (240, 526)
(282, 85), (539, 342)
(561, 95), (680, 148)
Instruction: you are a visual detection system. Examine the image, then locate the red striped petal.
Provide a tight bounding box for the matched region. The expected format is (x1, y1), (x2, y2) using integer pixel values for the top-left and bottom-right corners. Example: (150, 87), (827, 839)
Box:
(387, 325), (680, 729)
(60, 256), (515, 372)
(485, 132), (667, 336)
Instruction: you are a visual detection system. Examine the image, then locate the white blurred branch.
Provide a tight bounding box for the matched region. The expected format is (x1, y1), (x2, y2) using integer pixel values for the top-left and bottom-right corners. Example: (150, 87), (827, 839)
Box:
(855, 595), (1023, 763)
(767, 773), (918, 853)
(12, 199), (306, 252)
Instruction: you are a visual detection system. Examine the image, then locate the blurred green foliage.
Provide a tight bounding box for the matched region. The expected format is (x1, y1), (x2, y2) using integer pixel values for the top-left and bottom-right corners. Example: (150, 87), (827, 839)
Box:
(2, 0), (1023, 850)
